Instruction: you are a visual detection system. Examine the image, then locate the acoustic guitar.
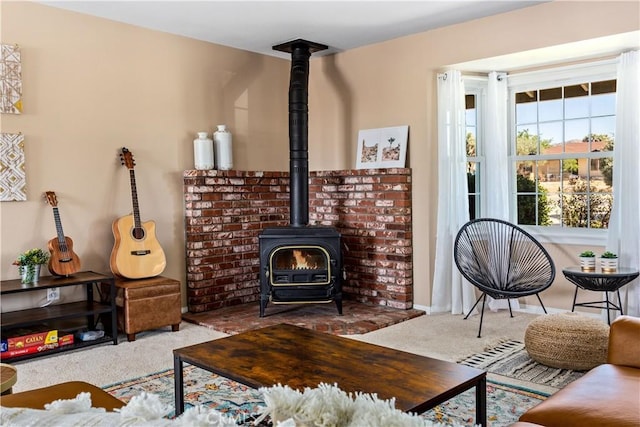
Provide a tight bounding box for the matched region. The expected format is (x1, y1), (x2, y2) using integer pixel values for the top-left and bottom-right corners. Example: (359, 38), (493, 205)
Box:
(110, 147), (166, 279)
(44, 191), (81, 276)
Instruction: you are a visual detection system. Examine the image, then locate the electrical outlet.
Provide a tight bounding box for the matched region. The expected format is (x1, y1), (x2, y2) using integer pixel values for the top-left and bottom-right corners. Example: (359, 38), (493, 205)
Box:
(47, 287), (60, 302)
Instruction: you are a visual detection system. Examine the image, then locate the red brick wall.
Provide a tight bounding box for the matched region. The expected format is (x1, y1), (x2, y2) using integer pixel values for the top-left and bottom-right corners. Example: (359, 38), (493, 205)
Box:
(183, 168), (412, 313)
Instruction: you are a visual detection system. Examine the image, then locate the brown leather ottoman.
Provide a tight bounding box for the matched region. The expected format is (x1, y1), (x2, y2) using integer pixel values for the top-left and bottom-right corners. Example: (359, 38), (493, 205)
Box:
(0, 381), (124, 411)
(104, 276), (182, 342)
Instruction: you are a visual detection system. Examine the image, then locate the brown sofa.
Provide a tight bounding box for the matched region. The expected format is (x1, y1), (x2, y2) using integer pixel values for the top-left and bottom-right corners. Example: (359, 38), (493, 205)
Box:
(513, 314), (640, 427)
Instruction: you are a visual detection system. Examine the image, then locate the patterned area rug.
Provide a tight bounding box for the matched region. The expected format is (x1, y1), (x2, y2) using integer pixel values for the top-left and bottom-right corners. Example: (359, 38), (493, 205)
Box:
(458, 340), (585, 389)
(103, 365), (548, 427)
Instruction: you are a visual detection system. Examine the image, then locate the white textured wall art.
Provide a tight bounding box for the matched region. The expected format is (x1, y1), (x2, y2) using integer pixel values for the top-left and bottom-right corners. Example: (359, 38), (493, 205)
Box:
(1, 44), (23, 114)
(1, 133), (26, 201)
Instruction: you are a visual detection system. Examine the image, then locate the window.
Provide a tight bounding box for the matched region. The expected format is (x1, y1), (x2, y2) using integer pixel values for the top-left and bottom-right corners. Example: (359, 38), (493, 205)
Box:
(464, 80), (486, 220)
(462, 60), (616, 239)
(459, 60), (619, 244)
(511, 77), (616, 229)
(465, 93), (481, 220)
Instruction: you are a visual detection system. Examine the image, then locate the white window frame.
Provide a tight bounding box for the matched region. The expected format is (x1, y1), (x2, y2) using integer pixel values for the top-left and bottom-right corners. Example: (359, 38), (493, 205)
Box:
(507, 59), (617, 246)
(463, 77), (487, 219)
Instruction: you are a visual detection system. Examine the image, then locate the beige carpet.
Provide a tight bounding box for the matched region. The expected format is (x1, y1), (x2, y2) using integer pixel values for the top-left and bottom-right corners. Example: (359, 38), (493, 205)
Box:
(9, 310), (539, 394)
(349, 310), (539, 362)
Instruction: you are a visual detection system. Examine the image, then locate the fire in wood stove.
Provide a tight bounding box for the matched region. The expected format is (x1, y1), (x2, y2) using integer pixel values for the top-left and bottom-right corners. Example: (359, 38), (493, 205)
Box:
(274, 247), (325, 271)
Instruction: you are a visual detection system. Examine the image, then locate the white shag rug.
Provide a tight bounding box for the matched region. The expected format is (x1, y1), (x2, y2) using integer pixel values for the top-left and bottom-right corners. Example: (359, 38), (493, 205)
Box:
(0, 391), (237, 426)
(1, 384), (473, 427)
(257, 383), (471, 427)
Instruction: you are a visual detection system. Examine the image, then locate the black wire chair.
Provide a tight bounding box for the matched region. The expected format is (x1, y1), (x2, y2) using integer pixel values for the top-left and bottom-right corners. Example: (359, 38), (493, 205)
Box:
(454, 218), (555, 337)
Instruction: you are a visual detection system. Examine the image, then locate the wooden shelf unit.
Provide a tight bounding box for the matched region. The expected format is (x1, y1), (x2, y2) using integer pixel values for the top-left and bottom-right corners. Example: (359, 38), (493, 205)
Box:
(1, 271), (118, 362)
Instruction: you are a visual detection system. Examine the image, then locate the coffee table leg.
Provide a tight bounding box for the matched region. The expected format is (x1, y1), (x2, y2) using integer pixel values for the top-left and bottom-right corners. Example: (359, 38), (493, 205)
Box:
(174, 355), (184, 416)
(476, 375), (487, 427)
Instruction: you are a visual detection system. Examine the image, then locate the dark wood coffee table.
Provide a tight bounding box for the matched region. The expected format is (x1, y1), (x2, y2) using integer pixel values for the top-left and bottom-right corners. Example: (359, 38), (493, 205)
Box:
(173, 323), (486, 425)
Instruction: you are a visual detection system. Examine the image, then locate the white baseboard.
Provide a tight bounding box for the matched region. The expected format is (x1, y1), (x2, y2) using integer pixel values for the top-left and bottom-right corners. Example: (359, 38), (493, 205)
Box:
(517, 304), (603, 318)
(417, 303), (601, 319)
(413, 304), (431, 314)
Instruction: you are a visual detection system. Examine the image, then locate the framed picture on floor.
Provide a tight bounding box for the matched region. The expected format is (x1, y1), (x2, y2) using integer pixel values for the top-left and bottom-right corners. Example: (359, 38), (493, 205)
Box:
(355, 125), (408, 169)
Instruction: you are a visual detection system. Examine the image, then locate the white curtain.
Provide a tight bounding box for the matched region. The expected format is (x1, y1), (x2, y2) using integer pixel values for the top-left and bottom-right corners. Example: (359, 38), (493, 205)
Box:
(606, 50), (640, 317)
(484, 71), (520, 311)
(432, 70), (476, 314)
(484, 72), (509, 219)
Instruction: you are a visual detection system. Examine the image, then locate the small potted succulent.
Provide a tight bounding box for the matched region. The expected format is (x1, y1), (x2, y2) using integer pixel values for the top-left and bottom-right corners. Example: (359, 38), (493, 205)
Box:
(579, 250), (596, 271)
(13, 248), (49, 284)
(600, 251), (618, 272)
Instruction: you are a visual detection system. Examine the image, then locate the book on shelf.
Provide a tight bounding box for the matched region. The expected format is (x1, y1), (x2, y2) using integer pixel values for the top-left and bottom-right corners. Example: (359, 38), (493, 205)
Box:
(1, 327), (58, 353)
(0, 343), (58, 360)
(1, 324), (75, 359)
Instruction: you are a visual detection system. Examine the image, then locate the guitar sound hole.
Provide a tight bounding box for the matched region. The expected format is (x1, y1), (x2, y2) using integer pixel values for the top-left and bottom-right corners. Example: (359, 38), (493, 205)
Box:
(132, 227), (146, 240)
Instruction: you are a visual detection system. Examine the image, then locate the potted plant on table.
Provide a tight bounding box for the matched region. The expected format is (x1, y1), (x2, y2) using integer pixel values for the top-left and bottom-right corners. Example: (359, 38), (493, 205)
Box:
(600, 251), (618, 272)
(13, 248), (49, 284)
(579, 250), (596, 271)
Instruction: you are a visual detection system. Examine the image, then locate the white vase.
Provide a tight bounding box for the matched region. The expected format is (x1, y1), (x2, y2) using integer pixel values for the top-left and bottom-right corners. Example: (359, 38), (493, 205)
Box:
(600, 258), (618, 272)
(193, 132), (214, 170)
(579, 257), (596, 271)
(213, 125), (233, 170)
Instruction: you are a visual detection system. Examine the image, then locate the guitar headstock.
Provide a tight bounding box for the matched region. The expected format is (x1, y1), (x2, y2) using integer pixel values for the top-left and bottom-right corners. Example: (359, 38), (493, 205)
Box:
(120, 147), (136, 170)
(44, 191), (58, 207)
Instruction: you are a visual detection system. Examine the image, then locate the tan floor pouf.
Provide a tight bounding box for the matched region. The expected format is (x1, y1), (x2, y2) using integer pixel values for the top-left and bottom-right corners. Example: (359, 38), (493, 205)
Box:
(524, 312), (609, 370)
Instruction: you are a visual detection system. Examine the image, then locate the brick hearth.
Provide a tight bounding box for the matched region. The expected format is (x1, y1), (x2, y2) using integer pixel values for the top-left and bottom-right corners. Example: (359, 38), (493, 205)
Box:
(183, 168), (412, 313)
(182, 300), (425, 335)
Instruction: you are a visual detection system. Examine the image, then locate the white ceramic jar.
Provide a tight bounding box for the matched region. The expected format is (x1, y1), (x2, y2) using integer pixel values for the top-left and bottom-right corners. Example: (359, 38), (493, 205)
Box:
(214, 125), (233, 170)
(193, 131), (214, 170)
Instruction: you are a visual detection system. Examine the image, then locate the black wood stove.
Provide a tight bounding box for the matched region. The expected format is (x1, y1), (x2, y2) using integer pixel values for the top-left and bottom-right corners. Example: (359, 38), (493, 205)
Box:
(259, 39), (343, 317)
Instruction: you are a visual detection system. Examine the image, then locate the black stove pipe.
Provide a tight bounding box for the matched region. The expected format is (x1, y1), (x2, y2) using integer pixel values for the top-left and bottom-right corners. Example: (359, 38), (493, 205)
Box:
(273, 39), (328, 227)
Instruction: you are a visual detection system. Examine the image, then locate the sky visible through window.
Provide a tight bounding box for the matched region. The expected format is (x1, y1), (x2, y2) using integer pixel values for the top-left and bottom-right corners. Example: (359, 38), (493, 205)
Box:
(516, 85), (616, 145)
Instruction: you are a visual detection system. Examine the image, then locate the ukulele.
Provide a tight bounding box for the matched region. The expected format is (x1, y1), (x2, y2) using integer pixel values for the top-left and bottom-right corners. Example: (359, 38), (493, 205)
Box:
(44, 191), (81, 276)
(110, 147), (166, 279)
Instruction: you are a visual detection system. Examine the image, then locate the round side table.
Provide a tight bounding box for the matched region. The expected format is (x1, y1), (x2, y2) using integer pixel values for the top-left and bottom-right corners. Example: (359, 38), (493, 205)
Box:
(563, 266), (639, 324)
(0, 363), (17, 395)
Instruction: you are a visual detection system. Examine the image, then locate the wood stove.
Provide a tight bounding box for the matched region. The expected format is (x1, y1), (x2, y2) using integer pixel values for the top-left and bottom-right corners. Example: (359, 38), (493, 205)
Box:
(259, 227), (342, 317)
(259, 39), (343, 317)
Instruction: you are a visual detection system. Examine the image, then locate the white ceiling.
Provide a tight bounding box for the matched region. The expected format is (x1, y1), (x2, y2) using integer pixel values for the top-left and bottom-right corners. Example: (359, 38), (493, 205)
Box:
(40, 1), (547, 59)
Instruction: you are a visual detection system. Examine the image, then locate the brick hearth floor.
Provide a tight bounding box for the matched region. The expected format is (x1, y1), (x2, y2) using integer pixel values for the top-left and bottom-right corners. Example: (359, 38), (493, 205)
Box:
(182, 300), (425, 335)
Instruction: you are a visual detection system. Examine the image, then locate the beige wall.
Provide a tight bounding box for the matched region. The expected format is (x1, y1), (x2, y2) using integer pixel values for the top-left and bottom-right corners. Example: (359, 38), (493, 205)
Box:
(1, 1), (638, 312)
